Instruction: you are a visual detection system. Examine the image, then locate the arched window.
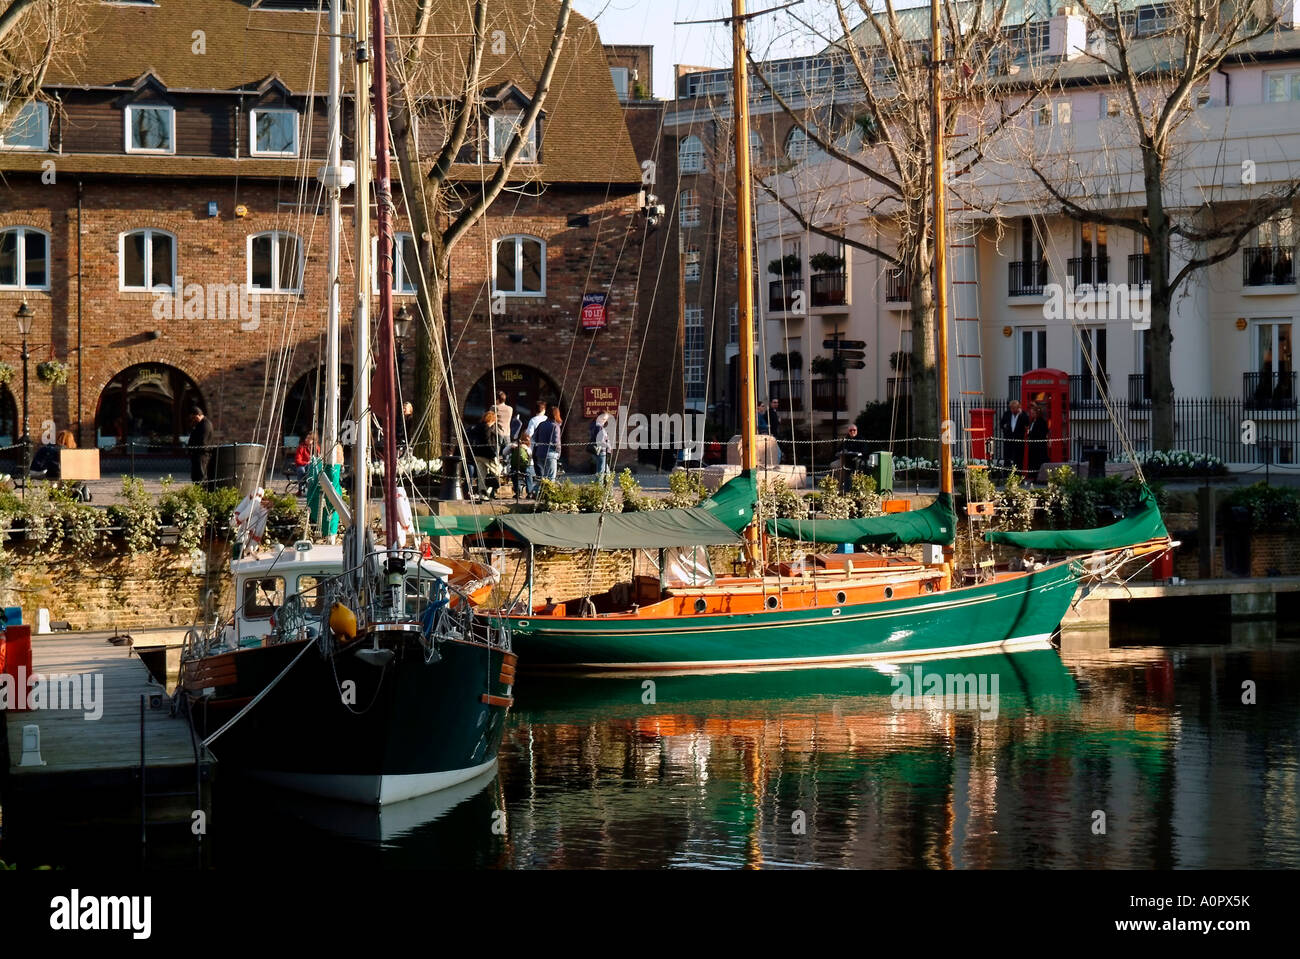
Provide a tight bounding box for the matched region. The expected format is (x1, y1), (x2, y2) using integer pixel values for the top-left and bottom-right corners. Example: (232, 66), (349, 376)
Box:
(679, 189), (701, 228)
(120, 228), (176, 291)
(94, 363), (204, 452)
(0, 227), (48, 290)
(493, 235), (545, 296)
(678, 135), (705, 173)
(248, 231), (304, 293)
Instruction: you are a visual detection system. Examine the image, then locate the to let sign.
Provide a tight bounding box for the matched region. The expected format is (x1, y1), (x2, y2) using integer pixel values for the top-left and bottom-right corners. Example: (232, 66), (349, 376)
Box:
(583, 386), (620, 419)
(581, 292), (608, 330)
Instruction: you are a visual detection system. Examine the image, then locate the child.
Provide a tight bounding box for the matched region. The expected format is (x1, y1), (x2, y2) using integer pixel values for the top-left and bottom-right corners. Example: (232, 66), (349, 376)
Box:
(510, 433), (533, 499)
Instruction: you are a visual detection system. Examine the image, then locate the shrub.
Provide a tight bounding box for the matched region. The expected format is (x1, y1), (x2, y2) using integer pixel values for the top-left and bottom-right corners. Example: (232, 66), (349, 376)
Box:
(1222, 483), (1300, 532)
(157, 478), (210, 551)
(107, 477), (160, 555)
(664, 470), (706, 509)
(758, 477), (802, 519)
(536, 478), (580, 513)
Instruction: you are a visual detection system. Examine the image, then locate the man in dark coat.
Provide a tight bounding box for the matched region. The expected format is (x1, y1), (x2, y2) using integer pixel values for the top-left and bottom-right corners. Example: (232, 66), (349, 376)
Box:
(839, 424), (869, 491)
(1025, 403), (1050, 481)
(1000, 399), (1027, 474)
(188, 407), (215, 489)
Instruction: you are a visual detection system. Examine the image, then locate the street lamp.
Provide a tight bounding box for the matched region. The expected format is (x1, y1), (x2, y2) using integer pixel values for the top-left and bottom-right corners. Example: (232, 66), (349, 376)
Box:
(14, 301), (33, 478)
(394, 305), (412, 373)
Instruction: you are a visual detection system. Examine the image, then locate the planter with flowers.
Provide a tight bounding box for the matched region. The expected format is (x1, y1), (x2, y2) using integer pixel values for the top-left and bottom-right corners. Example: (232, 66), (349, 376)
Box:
(36, 360), (69, 387)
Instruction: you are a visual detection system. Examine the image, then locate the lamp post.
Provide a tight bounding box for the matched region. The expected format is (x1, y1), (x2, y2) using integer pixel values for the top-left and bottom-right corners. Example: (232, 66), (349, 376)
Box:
(394, 304), (412, 374)
(15, 301), (33, 480)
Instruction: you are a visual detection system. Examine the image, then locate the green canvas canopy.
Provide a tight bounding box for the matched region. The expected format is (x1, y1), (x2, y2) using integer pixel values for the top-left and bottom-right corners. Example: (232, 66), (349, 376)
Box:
(416, 514), (497, 537)
(768, 492), (957, 546)
(473, 508), (743, 550)
(984, 485), (1168, 551)
(699, 470), (757, 533)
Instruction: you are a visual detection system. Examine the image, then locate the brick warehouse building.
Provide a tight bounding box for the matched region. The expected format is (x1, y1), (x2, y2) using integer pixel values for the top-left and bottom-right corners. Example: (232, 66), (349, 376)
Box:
(0, 0), (669, 469)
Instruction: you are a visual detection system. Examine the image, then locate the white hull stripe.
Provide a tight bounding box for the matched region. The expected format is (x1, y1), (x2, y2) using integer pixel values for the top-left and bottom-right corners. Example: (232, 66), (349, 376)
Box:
(535, 634), (1055, 674)
(246, 758), (499, 805)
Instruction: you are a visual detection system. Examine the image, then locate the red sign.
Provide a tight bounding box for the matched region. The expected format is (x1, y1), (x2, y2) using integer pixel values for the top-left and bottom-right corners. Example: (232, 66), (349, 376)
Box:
(581, 292), (608, 330)
(583, 386), (620, 419)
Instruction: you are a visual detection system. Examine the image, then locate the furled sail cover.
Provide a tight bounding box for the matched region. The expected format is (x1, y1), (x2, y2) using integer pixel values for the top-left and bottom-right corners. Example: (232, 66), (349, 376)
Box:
(699, 469), (757, 533)
(769, 492), (957, 546)
(417, 514), (496, 537)
(474, 508), (742, 550)
(984, 485), (1168, 551)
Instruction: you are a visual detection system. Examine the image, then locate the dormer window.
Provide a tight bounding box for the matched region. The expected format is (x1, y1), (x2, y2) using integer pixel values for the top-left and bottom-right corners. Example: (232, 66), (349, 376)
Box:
(125, 104), (174, 154)
(250, 108), (299, 157)
(0, 102), (49, 151)
(488, 110), (537, 163)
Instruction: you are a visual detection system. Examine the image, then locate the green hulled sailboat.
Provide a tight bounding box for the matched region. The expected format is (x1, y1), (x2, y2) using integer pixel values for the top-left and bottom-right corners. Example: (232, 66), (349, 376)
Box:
(465, 0), (1171, 672)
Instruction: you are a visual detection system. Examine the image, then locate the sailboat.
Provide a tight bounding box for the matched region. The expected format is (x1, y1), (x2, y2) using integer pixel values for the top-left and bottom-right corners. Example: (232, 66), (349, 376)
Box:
(180, 0), (514, 804)
(470, 0), (1171, 672)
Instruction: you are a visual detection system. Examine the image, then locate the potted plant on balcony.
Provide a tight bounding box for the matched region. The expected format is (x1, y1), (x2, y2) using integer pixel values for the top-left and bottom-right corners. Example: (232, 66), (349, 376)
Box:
(809, 252), (845, 275)
(767, 254), (801, 277)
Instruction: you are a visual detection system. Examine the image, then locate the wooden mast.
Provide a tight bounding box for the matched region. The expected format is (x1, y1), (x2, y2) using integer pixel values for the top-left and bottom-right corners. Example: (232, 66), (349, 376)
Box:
(351, 0), (372, 573)
(731, 0), (761, 569)
(930, 0), (953, 504)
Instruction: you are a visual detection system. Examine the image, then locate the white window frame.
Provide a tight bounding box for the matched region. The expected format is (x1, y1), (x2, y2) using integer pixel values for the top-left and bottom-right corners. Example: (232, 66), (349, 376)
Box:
(247, 230), (304, 294)
(488, 110), (537, 163)
(684, 245), (701, 282)
(492, 234), (546, 297)
(0, 101), (50, 151)
(118, 228), (177, 292)
(1018, 326), (1047, 373)
(684, 306), (706, 401)
(124, 103), (175, 154)
(1076, 327), (1108, 385)
(679, 189), (701, 229)
(1103, 94), (1123, 117)
(610, 66), (629, 101)
(785, 127), (810, 161)
(372, 232), (419, 294)
(1251, 318), (1293, 374)
(1033, 99), (1071, 127)
(679, 135), (705, 174)
(0, 226), (51, 291)
(249, 107), (300, 157)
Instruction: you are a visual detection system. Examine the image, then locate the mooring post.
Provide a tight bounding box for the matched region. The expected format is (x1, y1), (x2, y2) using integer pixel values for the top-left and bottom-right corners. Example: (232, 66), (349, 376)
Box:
(1198, 485), (1217, 580)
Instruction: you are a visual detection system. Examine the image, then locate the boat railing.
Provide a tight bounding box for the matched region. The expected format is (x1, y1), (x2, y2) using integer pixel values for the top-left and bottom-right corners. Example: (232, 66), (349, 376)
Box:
(273, 548), (511, 654)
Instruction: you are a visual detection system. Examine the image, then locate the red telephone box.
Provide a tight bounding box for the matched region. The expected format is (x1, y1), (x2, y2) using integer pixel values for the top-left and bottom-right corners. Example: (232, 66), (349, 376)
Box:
(1020, 368), (1070, 468)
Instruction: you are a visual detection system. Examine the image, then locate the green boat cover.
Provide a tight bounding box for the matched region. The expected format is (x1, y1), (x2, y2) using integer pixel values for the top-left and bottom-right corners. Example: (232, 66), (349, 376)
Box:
(474, 508), (743, 550)
(768, 492), (957, 546)
(699, 470), (757, 532)
(417, 514), (496, 537)
(984, 485), (1168, 550)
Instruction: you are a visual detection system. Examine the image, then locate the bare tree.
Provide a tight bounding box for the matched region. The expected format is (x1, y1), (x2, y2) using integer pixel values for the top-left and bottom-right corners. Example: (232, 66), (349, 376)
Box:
(1027, 0), (1298, 450)
(0, 0), (86, 133)
(750, 0), (1045, 450)
(382, 0), (572, 458)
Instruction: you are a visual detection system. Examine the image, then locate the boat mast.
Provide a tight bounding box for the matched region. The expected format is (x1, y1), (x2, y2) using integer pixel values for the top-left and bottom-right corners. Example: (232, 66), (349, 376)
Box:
(352, 0), (373, 572)
(730, 0), (761, 568)
(371, 0), (401, 555)
(930, 0), (954, 504)
(323, 0), (343, 515)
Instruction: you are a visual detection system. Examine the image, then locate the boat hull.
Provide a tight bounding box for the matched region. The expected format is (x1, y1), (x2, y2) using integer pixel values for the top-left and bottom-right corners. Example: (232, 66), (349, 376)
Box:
(502, 560), (1081, 671)
(185, 637), (512, 805)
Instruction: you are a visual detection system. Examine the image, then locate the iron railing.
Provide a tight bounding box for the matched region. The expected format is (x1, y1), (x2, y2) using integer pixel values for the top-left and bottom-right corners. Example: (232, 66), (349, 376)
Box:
(1066, 255), (1109, 286)
(770, 378), (805, 412)
(1128, 253), (1151, 287)
(1008, 259), (1049, 296)
(810, 272), (846, 307)
(1242, 245), (1295, 287)
(885, 267), (911, 302)
(811, 377), (849, 412)
(1244, 370), (1297, 410)
(768, 276), (803, 312)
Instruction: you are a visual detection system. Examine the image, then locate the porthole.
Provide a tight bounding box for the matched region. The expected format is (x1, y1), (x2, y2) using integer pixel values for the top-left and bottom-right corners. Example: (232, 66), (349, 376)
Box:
(835, 590), (847, 604)
(694, 598), (707, 614)
(765, 595), (779, 610)
(884, 586), (894, 600)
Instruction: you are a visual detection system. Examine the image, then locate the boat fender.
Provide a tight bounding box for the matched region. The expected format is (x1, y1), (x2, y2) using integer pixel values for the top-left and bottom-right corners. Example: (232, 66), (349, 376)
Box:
(329, 602), (358, 641)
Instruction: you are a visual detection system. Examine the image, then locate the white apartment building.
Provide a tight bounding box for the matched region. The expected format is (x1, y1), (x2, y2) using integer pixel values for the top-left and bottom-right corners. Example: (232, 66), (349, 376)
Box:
(754, 2), (1300, 464)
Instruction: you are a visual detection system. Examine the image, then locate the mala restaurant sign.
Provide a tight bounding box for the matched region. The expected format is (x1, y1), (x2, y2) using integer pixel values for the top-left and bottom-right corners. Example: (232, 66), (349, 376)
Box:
(581, 292), (608, 330)
(583, 386), (620, 418)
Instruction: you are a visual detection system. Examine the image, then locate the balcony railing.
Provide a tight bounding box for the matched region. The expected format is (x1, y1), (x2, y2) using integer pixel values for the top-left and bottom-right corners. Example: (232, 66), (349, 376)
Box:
(886, 376), (911, 399)
(1070, 371), (1111, 410)
(810, 272), (846, 307)
(1244, 370), (1297, 410)
(1129, 373), (1152, 407)
(770, 378), (805, 412)
(1243, 246), (1295, 287)
(1008, 259), (1049, 296)
(811, 377), (849, 412)
(1128, 253), (1151, 287)
(768, 276), (803, 312)
(1066, 255), (1110, 287)
(885, 267), (911, 302)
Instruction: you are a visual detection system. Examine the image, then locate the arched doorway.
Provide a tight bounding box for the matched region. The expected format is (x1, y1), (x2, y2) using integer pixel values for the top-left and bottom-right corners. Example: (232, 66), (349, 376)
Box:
(95, 364), (204, 452)
(283, 365), (354, 447)
(463, 364), (563, 434)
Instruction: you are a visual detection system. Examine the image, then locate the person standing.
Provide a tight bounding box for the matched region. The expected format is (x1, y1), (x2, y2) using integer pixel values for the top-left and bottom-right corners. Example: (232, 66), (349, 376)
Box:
(533, 406), (562, 482)
(768, 397), (784, 464)
(1025, 403), (1050, 481)
(839, 424), (868, 491)
(510, 433), (533, 499)
(590, 411), (613, 478)
(526, 400), (548, 440)
(470, 410), (500, 499)
(1000, 400), (1027, 474)
(293, 431), (318, 483)
(492, 390), (514, 459)
(188, 406), (215, 489)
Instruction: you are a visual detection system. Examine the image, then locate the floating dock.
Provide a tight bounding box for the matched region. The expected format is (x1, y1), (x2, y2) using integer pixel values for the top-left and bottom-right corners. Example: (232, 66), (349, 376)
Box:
(1066, 575), (1300, 630)
(1, 631), (212, 865)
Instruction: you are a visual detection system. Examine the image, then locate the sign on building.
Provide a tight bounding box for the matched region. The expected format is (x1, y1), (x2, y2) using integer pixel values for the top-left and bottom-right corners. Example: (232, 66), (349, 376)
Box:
(583, 386), (621, 419)
(581, 292), (608, 330)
